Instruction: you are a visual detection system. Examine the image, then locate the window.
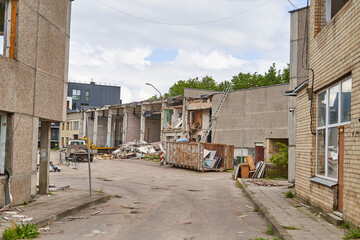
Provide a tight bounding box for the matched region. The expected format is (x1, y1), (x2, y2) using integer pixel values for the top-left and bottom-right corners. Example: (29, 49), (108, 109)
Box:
(72, 102), (77, 110)
(0, 0), (16, 58)
(85, 90), (90, 101)
(73, 121), (79, 130)
(66, 122), (69, 130)
(72, 89), (81, 100)
(51, 128), (59, 141)
(62, 123), (64, 130)
(325, 0), (349, 23)
(0, 113), (7, 174)
(70, 121), (72, 131)
(316, 77), (351, 180)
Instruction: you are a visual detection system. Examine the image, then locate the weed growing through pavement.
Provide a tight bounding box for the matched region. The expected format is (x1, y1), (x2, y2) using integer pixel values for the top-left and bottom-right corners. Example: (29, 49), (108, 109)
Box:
(341, 221), (350, 229)
(266, 224), (274, 235)
(285, 191), (294, 198)
(3, 222), (40, 240)
(254, 206), (259, 212)
(343, 228), (360, 240)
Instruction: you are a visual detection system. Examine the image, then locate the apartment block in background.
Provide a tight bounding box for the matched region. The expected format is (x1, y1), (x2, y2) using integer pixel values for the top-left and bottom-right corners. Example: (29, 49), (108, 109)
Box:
(67, 81), (121, 111)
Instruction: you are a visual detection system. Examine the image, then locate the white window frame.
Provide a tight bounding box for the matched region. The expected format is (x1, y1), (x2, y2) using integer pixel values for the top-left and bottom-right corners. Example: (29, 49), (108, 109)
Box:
(0, 113), (7, 174)
(72, 89), (81, 100)
(73, 121), (79, 130)
(316, 76), (351, 181)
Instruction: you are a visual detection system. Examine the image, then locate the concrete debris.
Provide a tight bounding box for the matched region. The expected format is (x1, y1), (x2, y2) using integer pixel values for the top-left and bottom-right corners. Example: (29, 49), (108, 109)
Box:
(50, 161), (62, 172)
(111, 140), (162, 160)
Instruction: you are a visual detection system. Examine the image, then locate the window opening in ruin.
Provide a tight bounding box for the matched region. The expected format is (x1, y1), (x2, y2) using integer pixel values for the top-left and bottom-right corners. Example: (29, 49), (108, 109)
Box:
(0, 0), (16, 58)
(321, 0), (349, 27)
(316, 77), (351, 180)
(0, 113), (7, 174)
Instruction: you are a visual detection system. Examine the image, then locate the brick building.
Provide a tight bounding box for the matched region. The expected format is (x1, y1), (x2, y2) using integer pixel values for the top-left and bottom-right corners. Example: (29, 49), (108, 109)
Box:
(294, 0), (360, 225)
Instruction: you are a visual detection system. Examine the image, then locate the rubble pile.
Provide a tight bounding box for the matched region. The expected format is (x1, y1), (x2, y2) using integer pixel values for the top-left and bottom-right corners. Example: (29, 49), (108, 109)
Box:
(112, 140), (162, 159)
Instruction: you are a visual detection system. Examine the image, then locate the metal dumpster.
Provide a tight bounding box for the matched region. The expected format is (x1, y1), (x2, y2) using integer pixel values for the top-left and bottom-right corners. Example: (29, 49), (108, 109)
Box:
(166, 142), (234, 172)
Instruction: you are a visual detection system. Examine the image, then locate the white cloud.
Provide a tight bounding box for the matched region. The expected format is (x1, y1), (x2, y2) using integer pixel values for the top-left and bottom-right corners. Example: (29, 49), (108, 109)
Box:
(175, 49), (246, 70)
(68, 0), (294, 103)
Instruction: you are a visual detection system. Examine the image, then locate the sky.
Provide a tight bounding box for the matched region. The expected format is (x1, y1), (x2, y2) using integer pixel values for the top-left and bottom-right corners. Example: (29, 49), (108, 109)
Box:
(68, 0), (307, 103)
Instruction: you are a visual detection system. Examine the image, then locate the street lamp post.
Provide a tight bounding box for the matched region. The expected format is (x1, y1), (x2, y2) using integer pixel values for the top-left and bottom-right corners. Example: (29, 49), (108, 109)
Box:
(145, 83), (162, 99)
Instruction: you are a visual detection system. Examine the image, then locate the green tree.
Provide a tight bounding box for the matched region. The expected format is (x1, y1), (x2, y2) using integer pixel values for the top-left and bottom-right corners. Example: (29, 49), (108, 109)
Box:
(164, 63), (290, 96)
(270, 142), (288, 167)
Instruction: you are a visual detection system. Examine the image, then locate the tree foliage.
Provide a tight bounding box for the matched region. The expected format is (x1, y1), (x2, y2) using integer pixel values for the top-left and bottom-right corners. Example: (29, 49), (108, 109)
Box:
(148, 63), (289, 100)
(270, 142), (288, 167)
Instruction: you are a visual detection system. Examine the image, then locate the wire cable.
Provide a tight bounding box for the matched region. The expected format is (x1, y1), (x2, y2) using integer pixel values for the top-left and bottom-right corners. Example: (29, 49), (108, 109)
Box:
(96, 0), (272, 26)
(287, 0), (298, 9)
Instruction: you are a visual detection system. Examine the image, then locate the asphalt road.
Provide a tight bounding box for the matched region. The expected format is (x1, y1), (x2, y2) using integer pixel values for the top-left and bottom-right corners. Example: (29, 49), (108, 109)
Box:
(39, 158), (275, 240)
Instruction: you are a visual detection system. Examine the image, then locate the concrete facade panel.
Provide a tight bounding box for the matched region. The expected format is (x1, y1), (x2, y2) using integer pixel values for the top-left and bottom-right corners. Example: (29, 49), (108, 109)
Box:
(0, 59), (35, 115)
(34, 72), (64, 121)
(17, 2), (38, 68)
(21, 0), (39, 11)
(39, 0), (68, 33)
(213, 84), (289, 149)
(10, 114), (33, 176)
(36, 17), (66, 81)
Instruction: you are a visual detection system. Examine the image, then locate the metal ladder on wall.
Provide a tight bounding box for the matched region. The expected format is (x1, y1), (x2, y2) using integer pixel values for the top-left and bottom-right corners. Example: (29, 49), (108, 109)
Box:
(200, 84), (231, 142)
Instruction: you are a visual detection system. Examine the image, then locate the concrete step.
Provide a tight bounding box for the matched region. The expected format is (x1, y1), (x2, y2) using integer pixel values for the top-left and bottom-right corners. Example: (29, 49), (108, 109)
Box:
(325, 212), (344, 226)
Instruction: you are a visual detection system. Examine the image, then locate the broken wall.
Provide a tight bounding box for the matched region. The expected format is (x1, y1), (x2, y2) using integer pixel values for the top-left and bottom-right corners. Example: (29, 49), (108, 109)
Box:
(144, 119), (161, 143)
(183, 88), (219, 98)
(124, 108), (140, 143)
(212, 84), (289, 152)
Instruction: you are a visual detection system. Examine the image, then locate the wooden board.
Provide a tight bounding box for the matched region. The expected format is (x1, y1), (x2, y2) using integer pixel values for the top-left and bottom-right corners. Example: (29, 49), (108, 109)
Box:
(245, 155), (256, 171)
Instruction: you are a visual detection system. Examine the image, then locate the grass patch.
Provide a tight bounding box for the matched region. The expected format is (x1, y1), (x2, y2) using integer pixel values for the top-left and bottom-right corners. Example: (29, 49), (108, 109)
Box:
(282, 225), (299, 230)
(343, 228), (360, 240)
(254, 206), (259, 212)
(236, 180), (242, 189)
(341, 221), (350, 229)
(285, 191), (294, 198)
(3, 223), (40, 240)
(266, 224), (274, 235)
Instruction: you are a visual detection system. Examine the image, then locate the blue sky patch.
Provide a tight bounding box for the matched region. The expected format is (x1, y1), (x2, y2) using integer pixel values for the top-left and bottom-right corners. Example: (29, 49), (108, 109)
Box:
(145, 48), (178, 63)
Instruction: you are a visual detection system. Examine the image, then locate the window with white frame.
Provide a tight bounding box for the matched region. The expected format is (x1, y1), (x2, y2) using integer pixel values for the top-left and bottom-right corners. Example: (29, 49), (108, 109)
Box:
(72, 89), (81, 100)
(316, 77), (351, 180)
(324, 0), (349, 24)
(0, 113), (7, 174)
(73, 121), (79, 130)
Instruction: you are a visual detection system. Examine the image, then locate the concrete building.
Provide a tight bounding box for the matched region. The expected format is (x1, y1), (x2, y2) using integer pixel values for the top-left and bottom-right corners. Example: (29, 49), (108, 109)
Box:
(68, 81), (121, 111)
(284, 7), (309, 183)
(59, 112), (83, 148)
(0, 0), (72, 205)
(82, 100), (163, 148)
(211, 84), (289, 162)
(294, 0), (360, 225)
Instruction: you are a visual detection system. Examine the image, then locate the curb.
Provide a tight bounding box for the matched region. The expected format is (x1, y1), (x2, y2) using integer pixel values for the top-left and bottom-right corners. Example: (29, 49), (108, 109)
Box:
(237, 179), (293, 240)
(35, 194), (110, 227)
